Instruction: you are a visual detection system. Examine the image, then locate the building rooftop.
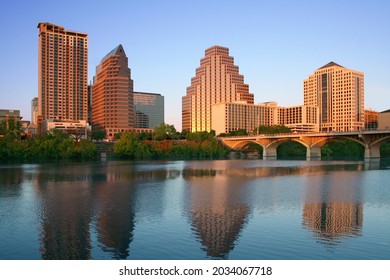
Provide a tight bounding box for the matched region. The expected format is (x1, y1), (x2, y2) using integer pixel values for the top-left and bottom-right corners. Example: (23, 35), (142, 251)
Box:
(380, 109), (390, 113)
(318, 61), (345, 69)
(100, 44), (125, 62)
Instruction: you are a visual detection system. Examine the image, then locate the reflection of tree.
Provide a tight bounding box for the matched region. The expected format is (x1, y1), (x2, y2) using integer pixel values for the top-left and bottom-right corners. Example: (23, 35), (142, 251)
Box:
(302, 172), (363, 246)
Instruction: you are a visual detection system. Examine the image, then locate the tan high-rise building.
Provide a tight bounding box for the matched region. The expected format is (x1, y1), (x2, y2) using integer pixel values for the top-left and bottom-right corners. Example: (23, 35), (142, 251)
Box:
(182, 46), (254, 132)
(37, 23), (88, 122)
(92, 45), (134, 139)
(304, 62), (364, 132)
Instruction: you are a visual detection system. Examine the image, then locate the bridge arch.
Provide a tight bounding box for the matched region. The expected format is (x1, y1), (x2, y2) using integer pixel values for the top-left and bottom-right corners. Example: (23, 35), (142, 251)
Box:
(264, 138), (309, 158)
(228, 140), (265, 151)
(310, 136), (365, 149)
(366, 135), (390, 158)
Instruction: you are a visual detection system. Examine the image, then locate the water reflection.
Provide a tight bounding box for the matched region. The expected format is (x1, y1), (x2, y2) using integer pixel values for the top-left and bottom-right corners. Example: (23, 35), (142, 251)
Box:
(0, 166), (23, 196)
(93, 165), (136, 259)
(302, 168), (364, 246)
(184, 170), (250, 259)
(1, 160), (388, 260)
(34, 164), (94, 259)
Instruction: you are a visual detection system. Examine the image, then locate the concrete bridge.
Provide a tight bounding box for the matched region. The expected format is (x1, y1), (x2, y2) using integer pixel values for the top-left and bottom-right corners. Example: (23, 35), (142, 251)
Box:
(218, 130), (390, 160)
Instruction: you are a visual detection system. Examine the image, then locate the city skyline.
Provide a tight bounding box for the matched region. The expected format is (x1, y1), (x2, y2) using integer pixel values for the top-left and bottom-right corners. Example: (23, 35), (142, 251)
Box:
(1, 0), (389, 130)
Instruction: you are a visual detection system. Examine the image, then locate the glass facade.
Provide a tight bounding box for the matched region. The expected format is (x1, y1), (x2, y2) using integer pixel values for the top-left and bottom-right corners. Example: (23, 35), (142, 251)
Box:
(133, 92), (164, 129)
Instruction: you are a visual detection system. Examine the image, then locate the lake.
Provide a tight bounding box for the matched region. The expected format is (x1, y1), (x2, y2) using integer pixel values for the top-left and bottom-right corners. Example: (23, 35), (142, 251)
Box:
(0, 159), (389, 260)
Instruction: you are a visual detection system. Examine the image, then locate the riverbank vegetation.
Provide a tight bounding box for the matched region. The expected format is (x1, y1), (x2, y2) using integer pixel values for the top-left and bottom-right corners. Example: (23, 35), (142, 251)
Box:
(1, 120), (390, 162)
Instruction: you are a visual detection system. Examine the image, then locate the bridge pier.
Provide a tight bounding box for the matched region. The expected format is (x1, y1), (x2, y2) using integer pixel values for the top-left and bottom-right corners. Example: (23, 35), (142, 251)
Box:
(306, 146), (322, 159)
(263, 146), (277, 159)
(364, 145), (380, 160)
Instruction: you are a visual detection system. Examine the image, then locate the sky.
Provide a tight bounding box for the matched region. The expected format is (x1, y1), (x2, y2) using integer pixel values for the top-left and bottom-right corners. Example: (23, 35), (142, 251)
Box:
(0, 0), (389, 131)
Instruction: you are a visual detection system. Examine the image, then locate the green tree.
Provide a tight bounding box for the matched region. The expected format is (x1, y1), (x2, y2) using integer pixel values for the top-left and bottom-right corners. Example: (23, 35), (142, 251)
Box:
(153, 123), (177, 140)
(0, 119), (22, 141)
(255, 125), (291, 134)
(114, 132), (152, 159)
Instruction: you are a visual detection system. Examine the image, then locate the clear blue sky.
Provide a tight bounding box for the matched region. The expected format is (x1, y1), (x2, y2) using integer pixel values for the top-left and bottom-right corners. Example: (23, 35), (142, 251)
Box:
(1, 0), (389, 130)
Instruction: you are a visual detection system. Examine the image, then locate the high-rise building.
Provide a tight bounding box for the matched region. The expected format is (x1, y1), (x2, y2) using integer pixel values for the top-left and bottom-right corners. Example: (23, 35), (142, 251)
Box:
(92, 45), (134, 139)
(37, 22), (88, 123)
(31, 97), (38, 124)
(182, 46), (254, 132)
(304, 62), (364, 132)
(133, 92), (164, 129)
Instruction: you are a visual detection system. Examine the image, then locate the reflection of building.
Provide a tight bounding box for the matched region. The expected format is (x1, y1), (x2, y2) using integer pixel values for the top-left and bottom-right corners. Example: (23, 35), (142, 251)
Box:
(92, 45), (134, 139)
(185, 173), (250, 259)
(36, 166), (93, 259)
(37, 23), (88, 123)
(303, 202), (363, 242)
(378, 109), (390, 130)
(304, 62), (364, 132)
(95, 181), (136, 259)
(211, 102), (319, 135)
(183, 45), (254, 132)
(133, 92), (164, 129)
(302, 171), (363, 245)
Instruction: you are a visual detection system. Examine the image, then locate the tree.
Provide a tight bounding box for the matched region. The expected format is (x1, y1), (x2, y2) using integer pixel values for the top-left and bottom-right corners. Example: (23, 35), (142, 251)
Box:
(0, 119), (22, 141)
(255, 125), (291, 134)
(153, 123), (177, 140)
(114, 132), (152, 159)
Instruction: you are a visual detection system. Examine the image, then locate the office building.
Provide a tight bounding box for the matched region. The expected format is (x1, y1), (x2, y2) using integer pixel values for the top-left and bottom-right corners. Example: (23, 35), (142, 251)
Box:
(92, 44), (134, 139)
(277, 105), (319, 133)
(31, 97), (38, 124)
(378, 109), (390, 130)
(37, 22), (88, 122)
(182, 45), (254, 132)
(211, 102), (319, 135)
(304, 62), (364, 132)
(0, 109), (21, 124)
(212, 102), (277, 135)
(364, 109), (378, 130)
(133, 92), (164, 129)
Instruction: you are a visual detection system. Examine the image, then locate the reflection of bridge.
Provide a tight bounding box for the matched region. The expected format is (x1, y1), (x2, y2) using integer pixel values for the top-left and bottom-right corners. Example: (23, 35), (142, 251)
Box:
(218, 130), (390, 159)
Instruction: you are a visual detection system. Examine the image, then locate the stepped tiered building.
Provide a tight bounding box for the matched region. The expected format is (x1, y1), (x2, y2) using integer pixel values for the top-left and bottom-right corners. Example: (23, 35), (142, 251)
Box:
(182, 46), (254, 132)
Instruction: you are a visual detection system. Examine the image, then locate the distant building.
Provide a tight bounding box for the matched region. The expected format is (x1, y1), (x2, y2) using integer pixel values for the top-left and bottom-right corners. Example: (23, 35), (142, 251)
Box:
(37, 22), (88, 123)
(0, 109), (21, 137)
(304, 62), (364, 132)
(378, 109), (390, 130)
(133, 92), (164, 129)
(212, 102), (277, 135)
(364, 109), (378, 130)
(31, 97), (38, 124)
(211, 102), (319, 135)
(183, 46), (254, 132)
(278, 105), (319, 133)
(43, 119), (91, 139)
(0, 109), (21, 124)
(92, 45), (134, 139)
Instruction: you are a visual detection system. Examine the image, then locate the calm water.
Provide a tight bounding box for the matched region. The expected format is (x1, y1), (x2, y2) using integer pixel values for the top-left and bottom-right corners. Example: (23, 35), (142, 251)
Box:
(0, 159), (389, 260)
